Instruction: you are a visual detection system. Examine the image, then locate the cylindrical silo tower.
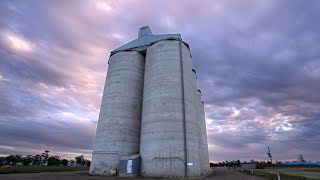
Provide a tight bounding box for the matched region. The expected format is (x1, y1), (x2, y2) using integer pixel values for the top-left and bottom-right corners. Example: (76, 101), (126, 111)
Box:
(191, 69), (202, 175)
(184, 64), (201, 176)
(140, 40), (185, 177)
(140, 40), (201, 177)
(90, 51), (145, 175)
(197, 90), (210, 173)
(200, 100), (210, 172)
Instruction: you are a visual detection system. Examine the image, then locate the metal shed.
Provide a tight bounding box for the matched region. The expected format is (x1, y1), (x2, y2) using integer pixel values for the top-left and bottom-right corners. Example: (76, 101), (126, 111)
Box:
(119, 154), (141, 177)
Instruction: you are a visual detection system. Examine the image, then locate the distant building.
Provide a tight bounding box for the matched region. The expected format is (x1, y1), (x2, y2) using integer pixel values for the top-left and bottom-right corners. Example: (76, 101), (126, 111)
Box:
(241, 164), (256, 169)
(15, 162), (23, 166)
(282, 161), (320, 165)
(68, 160), (78, 167)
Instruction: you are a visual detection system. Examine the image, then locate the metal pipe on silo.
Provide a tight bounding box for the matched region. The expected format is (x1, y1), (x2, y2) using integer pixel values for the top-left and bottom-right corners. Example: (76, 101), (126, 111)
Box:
(179, 39), (188, 177)
(90, 51), (145, 175)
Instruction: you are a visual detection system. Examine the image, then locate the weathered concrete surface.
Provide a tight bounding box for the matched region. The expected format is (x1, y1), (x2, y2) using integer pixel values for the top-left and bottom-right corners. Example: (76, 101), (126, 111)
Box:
(192, 70), (203, 175)
(140, 40), (186, 177)
(90, 51), (145, 175)
(183, 45), (201, 177)
(140, 40), (202, 177)
(199, 94), (210, 172)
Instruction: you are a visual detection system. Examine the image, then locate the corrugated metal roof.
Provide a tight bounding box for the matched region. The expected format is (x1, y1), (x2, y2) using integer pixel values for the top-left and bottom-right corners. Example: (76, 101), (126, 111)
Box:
(111, 26), (183, 55)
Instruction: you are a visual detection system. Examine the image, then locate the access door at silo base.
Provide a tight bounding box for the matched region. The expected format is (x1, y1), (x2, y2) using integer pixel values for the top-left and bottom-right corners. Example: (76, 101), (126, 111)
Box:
(127, 160), (132, 173)
(119, 155), (141, 176)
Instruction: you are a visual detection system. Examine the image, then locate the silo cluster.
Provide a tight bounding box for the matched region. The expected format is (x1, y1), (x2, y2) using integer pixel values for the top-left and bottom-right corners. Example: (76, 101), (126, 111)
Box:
(90, 26), (209, 177)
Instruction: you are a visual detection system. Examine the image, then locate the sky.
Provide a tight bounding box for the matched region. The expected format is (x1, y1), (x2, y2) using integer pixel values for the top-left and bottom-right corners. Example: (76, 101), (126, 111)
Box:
(0, 0), (319, 162)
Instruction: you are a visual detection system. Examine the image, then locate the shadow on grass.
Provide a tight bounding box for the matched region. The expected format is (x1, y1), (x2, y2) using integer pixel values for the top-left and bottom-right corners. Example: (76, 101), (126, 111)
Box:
(0, 166), (89, 174)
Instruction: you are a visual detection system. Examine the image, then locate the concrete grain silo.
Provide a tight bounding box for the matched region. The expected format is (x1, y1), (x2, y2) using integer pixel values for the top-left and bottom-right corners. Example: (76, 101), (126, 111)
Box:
(197, 90), (210, 173)
(140, 40), (196, 177)
(182, 57), (201, 177)
(191, 69), (202, 175)
(200, 101), (210, 172)
(90, 51), (145, 175)
(90, 26), (209, 177)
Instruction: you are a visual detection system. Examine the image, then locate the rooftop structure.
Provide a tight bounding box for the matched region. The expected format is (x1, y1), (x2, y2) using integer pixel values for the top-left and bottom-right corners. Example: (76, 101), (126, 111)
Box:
(111, 26), (188, 55)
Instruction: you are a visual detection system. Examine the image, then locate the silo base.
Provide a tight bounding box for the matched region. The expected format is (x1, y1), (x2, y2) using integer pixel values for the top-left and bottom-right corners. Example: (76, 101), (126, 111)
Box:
(89, 153), (119, 176)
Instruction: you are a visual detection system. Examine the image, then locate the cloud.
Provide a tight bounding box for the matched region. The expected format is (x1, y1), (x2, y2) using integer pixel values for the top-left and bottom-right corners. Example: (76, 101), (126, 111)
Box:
(0, 0), (319, 162)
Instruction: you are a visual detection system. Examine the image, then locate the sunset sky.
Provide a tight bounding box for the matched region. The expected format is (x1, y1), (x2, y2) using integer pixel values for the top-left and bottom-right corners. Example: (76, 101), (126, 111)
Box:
(0, 0), (319, 162)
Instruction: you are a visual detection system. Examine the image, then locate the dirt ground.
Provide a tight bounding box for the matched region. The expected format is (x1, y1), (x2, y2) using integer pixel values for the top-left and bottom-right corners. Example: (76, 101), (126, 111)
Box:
(204, 167), (267, 180)
(0, 168), (267, 180)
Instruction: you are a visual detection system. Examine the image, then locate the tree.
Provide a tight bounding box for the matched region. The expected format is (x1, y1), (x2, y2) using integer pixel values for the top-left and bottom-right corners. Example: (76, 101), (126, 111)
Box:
(75, 155), (85, 166)
(33, 154), (42, 166)
(235, 160), (240, 167)
(5, 155), (16, 165)
(85, 160), (91, 167)
(61, 159), (68, 166)
(48, 156), (61, 166)
(267, 160), (272, 164)
(22, 155), (34, 166)
(41, 150), (50, 166)
(0, 156), (5, 165)
(14, 155), (22, 164)
(276, 160), (282, 164)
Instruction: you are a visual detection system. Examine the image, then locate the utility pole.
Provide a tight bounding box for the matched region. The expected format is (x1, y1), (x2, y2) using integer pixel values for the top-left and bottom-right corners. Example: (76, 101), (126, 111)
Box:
(298, 155), (305, 162)
(267, 147), (273, 164)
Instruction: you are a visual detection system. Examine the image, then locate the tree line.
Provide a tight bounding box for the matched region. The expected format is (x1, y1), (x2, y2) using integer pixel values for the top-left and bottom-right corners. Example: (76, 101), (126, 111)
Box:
(0, 150), (90, 167)
(210, 159), (278, 167)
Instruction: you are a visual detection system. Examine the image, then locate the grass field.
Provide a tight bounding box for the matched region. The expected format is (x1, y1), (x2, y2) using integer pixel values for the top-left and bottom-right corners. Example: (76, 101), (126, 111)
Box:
(240, 167), (320, 180)
(0, 166), (89, 174)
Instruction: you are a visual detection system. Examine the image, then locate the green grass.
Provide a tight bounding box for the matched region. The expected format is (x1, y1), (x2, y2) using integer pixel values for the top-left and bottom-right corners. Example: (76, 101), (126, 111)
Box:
(238, 167), (320, 180)
(0, 166), (89, 174)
